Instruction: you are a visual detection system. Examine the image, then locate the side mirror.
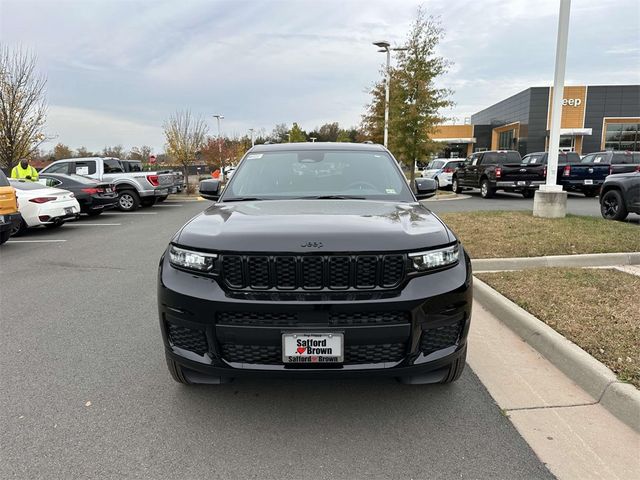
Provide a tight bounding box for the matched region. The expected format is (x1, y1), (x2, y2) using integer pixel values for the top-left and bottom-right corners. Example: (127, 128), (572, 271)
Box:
(199, 179), (221, 201)
(414, 178), (437, 199)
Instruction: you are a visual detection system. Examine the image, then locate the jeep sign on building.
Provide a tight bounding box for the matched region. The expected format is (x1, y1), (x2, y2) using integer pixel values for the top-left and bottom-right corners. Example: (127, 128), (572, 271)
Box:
(431, 85), (639, 157)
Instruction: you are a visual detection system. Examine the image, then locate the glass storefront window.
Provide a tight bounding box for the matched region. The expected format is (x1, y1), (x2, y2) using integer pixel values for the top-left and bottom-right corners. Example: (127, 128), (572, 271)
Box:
(498, 130), (514, 150)
(603, 123), (640, 151)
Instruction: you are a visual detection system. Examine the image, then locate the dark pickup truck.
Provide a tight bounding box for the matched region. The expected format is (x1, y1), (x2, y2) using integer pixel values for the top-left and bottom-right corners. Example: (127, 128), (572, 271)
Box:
(452, 150), (542, 198)
(561, 151), (639, 197)
(518, 151), (608, 197)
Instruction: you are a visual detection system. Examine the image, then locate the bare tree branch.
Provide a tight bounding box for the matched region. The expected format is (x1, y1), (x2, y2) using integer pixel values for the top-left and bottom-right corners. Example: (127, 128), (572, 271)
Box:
(0, 45), (48, 170)
(163, 110), (208, 188)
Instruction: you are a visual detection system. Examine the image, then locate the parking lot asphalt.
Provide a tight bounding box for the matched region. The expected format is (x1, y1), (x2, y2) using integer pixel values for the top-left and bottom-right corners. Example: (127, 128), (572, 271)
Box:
(0, 200), (553, 479)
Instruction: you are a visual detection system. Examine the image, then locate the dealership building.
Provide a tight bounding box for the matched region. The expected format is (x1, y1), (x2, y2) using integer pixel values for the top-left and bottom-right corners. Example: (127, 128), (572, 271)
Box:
(432, 85), (640, 157)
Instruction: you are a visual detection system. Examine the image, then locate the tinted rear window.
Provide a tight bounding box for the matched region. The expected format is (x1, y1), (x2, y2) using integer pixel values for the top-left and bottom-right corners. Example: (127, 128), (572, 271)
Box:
(483, 152), (522, 164)
(430, 160), (445, 169)
(126, 161), (143, 172)
(612, 152), (640, 164)
(104, 158), (124, 173)
(563, 153), (581, 164)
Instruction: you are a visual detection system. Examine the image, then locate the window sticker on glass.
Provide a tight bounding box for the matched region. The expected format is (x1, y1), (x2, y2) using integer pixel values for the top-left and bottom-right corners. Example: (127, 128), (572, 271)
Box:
(593, 156), (604, 163)
(385, 188), (397, 194)
(76, 166), (89, 175)
(247, 153), (263, 159)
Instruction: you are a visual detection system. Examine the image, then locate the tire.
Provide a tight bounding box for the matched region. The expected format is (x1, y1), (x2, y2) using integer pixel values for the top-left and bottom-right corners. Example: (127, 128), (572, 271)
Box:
(441, 344), (467, 384)
(12, 218), (28, 237)
(86, 210), (102, 217)
(522, 189), (535, 199)
(0, 229), (10, 245)
(156, 195), (168, 203)
(141, 197), (157, 208)
(600, 189), (628, 221)
(452, 176), (462, 194)
(117, 189), (140, 212)
(166, 357), (191, 385)
(434, 177), (440, 189)
(44, 220), (65, 229)
(480, 178), (495, 199)
(583, 190), (597, 198)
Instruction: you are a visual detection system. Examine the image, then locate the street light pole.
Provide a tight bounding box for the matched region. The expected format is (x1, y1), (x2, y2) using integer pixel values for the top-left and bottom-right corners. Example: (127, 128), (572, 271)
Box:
(373, 41), (407, 149)
(534, 0), (571, 218)
(213, 114), (224, 174)
(545, 0), (571, 190)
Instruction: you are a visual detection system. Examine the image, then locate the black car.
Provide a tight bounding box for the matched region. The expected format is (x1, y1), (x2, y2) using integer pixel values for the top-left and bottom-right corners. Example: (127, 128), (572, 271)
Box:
(158, 143), (472, 385)
(39, 173), (117, 216)
(600, 171), (640, 221)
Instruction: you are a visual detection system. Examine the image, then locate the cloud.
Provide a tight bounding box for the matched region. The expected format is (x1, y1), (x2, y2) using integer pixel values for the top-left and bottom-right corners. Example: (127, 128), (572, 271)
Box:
(1, 0), (638, 151)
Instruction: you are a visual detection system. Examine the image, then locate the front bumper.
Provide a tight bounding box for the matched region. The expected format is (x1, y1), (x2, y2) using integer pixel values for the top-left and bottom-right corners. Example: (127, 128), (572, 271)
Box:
(157, 249), (473, 380)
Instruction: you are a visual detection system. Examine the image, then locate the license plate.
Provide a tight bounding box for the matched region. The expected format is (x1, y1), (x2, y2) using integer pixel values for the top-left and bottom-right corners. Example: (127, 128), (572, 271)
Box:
(64, 207), (73, 215)
(584, 179), (593, 185)
(282, 333), (343, 363)
(517, 181), (528, 186)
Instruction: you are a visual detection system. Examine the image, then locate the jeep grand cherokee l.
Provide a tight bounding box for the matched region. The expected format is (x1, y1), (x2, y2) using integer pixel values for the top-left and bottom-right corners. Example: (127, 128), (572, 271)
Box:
(157, 143), (472, 385)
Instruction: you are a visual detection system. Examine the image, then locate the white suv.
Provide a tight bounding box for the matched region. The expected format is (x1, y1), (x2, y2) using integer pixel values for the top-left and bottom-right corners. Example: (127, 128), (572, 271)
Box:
(421, 159), (464, 189)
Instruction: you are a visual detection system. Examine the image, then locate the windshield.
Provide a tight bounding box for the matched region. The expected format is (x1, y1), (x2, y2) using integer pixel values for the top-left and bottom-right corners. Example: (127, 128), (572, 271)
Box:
(429, 160), (445, 169)
(222, 149), (414, 202)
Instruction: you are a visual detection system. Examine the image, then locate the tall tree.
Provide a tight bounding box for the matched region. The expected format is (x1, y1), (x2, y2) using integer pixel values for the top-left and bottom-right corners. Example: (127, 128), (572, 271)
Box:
(289, 122), (307, 143)
(163, 110), (208, 188)
(362, 8), (452, 182)
(269, 123), (289, 143)
(76, 146), (97, 157)
(317, 122), (340, 142)
(53, 143), (73, 160)
(129, 145), (153, 162)
(0, 46), (47, 169)
(102, 144), (126, 158)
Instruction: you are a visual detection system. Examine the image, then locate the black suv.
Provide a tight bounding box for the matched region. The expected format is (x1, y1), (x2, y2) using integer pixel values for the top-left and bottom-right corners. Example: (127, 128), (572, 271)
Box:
(158, 143), (472, 385)
(600, 171), (640, 221)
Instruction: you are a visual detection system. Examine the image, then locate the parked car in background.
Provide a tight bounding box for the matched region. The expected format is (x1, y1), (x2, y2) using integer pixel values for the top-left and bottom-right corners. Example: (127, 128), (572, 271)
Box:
(421, 159), (464, 189)
(600, 171), (640, 221)
(517, 151), (606, 197)
(40, 157), (173, 211)
(583, 151), (640, 175)
(10, 179), (80, 233)
(0, 169), (21, 245)
(38, 173), (117, 216)
(158, 143), (470, 385)
(452, 150), (523, 198)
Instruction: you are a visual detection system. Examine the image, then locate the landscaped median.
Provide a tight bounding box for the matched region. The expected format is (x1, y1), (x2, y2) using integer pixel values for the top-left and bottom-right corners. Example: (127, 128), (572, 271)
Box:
(438, 211), (640, 258)
(477, 268), (640, 389)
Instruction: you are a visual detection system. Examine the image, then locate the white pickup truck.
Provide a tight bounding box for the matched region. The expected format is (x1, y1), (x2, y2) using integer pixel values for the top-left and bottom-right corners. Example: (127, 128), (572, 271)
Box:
(40, 157), (174, 211)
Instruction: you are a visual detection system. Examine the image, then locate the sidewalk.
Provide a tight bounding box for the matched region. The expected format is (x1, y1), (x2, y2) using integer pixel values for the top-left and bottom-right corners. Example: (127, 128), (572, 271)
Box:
(469, 302), (640, 479)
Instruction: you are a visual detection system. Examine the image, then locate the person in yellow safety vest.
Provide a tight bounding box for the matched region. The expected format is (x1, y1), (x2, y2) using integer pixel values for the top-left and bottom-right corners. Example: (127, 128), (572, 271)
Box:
(11, 158), (39, 181)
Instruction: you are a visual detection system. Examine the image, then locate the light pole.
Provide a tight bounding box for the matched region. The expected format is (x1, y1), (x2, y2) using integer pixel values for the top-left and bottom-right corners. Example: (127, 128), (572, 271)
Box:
(373, 41), (408, 148)
(248, 128), (255, 147)
(310, 137), (317, 143)
(213, 114), (224, 176)
(534, 0), (571, 218)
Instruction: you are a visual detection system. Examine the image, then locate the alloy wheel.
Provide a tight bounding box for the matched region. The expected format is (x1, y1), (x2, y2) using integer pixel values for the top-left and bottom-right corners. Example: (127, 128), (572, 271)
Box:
(119, 193), (134, 210)
(603, 196), (619, 218)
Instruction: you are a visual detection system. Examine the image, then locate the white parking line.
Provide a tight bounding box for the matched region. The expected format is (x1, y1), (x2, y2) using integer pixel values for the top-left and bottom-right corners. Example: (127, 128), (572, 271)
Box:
(101, 212), (158, 215)
(153, 204), (183, 207)
(6, 239), (67, 243)
(66, 223), (121, 226)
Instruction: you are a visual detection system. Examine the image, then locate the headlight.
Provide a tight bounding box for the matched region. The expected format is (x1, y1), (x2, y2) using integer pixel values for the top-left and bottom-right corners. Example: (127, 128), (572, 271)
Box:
(409, 244), (459, 271)
(169, 245), (217, 272)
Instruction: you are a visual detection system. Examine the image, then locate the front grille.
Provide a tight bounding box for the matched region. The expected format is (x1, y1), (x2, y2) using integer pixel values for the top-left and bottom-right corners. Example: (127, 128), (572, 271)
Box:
(344, 343), (405, 364)
(420, 321), (464, 355)
(167, 324), (208, 355)
(216, 311), (409, 327)
(221, 342), (406, 365)
(328, 311), (410, 326)
(217, 312), (298, 326)
(220, 254), (406, 291)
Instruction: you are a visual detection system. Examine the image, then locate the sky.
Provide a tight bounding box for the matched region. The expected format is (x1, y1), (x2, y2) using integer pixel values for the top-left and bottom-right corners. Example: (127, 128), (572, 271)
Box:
(1, 0), (639, 153)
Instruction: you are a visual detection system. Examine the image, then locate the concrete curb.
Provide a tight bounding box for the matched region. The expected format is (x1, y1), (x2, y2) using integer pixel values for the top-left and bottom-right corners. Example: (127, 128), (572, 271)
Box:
(473, 277), (640, 433)
(473, 252), (640, 272)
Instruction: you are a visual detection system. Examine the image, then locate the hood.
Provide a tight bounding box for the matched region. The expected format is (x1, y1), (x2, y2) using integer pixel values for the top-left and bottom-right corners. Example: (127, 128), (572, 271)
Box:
(175, 200), (452, 253)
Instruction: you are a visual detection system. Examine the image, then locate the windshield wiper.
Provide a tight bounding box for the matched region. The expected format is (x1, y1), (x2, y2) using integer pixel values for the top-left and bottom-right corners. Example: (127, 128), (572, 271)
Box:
(221, 197), (265, 202)
(298, 195), (367, 200)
